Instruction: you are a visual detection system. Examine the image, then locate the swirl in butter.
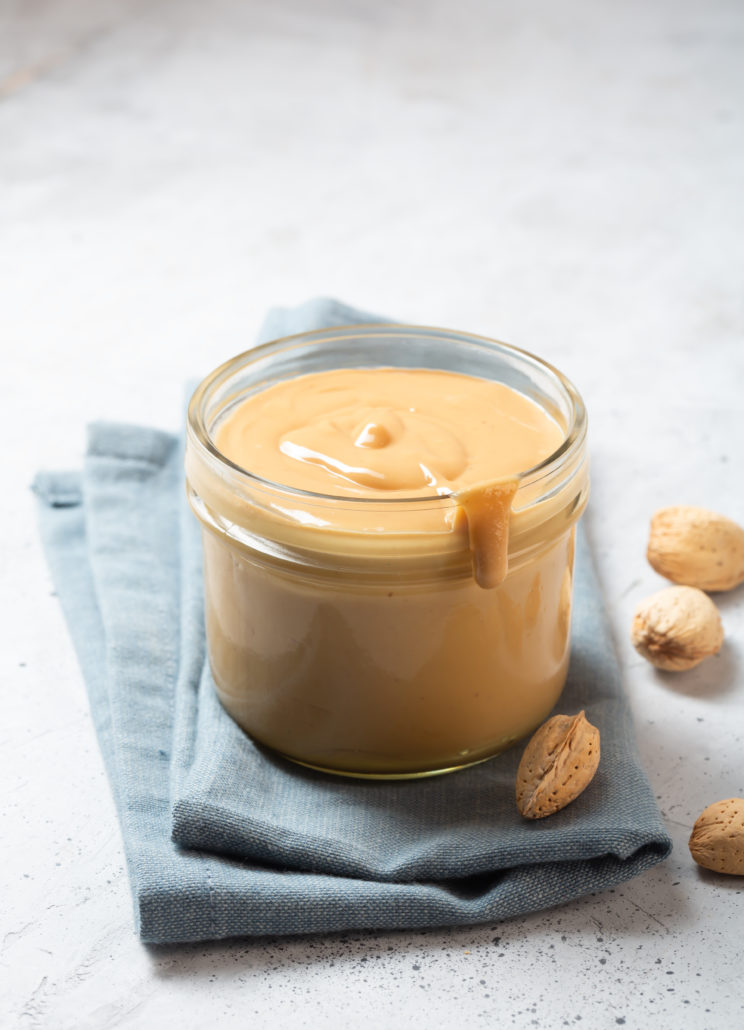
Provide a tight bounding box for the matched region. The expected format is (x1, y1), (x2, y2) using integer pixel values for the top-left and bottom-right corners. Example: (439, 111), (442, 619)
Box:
(215, 368), (563, 588)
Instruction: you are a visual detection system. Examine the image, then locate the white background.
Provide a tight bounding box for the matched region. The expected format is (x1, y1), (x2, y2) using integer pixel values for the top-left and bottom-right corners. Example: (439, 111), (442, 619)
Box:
(2, 1), (743, 1027)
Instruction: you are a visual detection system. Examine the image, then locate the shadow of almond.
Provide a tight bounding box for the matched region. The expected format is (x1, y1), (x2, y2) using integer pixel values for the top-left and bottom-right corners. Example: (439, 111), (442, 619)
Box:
(651, 638), (740, 700)
(693, 864), (744, 890)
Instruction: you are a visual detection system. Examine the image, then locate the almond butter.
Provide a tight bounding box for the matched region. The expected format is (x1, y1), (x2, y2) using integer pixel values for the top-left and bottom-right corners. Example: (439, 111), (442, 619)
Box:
(689, 798), (744, 875)
(631, 585), (723, 671)
(515, 711), (600, 819)
(647, 506), (744, 592)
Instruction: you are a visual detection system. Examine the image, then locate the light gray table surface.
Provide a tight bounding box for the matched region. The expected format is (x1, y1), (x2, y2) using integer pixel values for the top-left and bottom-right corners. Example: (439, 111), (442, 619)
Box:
(2, 1), (742, 1027)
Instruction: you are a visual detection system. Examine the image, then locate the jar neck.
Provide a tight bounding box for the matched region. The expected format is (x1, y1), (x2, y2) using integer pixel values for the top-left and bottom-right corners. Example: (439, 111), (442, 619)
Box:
(186, 428), (588, 580)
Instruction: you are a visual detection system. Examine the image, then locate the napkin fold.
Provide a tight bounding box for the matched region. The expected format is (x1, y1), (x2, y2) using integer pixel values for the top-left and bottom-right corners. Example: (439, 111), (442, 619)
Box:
(33, 299), (671, 944)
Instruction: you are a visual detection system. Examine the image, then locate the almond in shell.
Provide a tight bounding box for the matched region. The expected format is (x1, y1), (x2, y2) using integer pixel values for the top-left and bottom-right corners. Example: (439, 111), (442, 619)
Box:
(630, 585), (724, 672)
(689, 798), (744, 876)
(516, 711), (600, 819)
(647, 506), (744, 592)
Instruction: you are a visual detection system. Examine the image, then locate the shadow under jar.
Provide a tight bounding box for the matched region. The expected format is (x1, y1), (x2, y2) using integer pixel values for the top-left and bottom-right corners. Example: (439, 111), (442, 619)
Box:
(186, 325), (589, 778)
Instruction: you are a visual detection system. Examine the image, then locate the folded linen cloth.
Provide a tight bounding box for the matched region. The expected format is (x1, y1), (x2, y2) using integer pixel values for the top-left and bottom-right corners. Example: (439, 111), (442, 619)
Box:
(33, 298), (671, 944)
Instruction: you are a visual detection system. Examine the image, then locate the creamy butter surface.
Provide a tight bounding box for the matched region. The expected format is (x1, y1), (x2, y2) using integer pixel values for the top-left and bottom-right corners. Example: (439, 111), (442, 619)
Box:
(216, 368), (562, 497)
(215, 368), (563, 588)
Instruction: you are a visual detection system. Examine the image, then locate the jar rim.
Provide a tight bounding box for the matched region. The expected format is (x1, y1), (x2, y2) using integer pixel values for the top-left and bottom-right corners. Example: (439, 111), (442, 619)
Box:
(187, 323), (587, 507)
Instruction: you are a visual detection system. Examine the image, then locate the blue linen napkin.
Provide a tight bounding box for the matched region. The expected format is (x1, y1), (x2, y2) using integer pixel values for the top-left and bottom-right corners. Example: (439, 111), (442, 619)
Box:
(33, 299), (672, 944)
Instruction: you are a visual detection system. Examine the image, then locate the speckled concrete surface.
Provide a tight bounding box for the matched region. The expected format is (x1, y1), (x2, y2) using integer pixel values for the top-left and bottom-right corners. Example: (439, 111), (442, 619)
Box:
(2, 1), (743, 1027)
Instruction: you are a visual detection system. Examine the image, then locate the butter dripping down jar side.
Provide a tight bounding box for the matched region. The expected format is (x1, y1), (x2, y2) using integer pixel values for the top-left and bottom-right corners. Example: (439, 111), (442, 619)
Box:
(186, 325), (589, 779)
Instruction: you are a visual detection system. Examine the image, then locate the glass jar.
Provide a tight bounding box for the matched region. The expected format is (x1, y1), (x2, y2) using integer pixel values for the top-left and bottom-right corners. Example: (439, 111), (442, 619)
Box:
(186, 325), (588, 778)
